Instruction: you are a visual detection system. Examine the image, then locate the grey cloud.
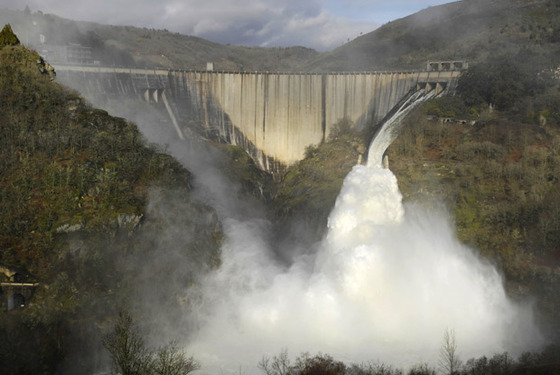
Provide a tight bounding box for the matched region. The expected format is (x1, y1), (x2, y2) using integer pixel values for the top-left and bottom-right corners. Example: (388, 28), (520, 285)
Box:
(3, 0), (432, 50)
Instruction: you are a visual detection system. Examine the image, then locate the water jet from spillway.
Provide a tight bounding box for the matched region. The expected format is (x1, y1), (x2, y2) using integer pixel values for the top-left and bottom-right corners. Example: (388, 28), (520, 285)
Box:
(183, 89), (543, 374)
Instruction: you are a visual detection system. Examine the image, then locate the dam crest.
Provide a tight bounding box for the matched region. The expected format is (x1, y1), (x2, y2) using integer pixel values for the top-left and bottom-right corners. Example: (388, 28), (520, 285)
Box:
(54, 65), (462, 173)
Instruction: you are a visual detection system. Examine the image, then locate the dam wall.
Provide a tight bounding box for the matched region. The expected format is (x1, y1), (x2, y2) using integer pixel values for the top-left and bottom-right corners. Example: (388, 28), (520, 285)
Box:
(54, 66), (460, 171)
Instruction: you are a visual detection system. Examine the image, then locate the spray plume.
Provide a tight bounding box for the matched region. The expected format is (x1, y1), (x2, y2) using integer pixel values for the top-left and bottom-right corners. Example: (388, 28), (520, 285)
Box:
(182, 89), (543, 374)
(61, 82), (543, 374)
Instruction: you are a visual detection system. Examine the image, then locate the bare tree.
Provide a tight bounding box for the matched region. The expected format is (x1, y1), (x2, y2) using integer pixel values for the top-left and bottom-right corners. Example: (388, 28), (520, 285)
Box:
(103, 311), (153, 375)
(439, 328), (461, 375)
(103, 311), (199, 375)
(153, 342), (200, 375)
(258, 349), (292, 375)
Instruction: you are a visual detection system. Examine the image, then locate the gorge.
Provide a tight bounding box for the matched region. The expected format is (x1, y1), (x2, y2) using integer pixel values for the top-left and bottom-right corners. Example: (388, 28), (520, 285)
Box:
(55, 67), (543, 372)
(172, 89), (543, 373)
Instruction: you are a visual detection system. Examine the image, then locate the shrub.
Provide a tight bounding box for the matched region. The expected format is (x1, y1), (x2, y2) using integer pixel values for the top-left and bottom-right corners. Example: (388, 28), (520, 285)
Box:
(328, 117), (354, 140)
(293, 353), (346, 375)
(457, 57), (536, 111)
(424, 97), (472, 119)
(456, 141), (505, 160)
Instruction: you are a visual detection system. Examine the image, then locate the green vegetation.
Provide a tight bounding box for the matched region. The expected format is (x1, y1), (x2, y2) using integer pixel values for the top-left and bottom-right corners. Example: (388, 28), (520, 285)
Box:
(0, 42), (221, 374)
(424, 96), (477, 119)
(386, 72), (560, 334)
(304, 0), (560, 72)
(0, 23), (19, 46)
(88, 25), (317, 70)
(457, 55), (542, 111)
(216, 144), (273, 201)
(0, 43), (190, 278)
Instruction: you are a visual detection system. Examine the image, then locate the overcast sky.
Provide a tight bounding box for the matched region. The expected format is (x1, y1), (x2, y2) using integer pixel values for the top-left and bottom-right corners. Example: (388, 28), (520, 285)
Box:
(2, 0), (453, 51)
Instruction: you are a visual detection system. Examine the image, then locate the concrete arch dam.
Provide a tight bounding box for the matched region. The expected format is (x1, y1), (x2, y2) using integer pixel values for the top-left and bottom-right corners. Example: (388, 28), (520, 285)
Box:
(54, 66), (460, 172)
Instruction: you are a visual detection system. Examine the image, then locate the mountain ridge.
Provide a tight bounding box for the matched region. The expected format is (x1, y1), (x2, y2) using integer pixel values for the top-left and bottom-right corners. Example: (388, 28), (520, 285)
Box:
(4, 0), (559, 74)
(303, 0), (560, 71)
(0, 8), (318, 71)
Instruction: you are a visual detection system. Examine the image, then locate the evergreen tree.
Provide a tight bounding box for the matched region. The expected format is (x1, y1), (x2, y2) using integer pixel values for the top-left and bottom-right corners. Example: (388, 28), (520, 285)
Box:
(0, 24), (20, 46)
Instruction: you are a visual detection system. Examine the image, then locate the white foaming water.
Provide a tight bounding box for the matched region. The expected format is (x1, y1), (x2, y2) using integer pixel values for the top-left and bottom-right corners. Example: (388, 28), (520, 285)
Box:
(368, 89), (434, 168)
(185, 90), (543, 374)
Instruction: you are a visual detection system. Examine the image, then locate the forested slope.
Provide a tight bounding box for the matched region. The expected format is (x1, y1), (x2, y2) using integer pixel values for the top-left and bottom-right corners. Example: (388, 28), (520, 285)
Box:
(304, 0), (560, 72)
(0, 38), (221, 373)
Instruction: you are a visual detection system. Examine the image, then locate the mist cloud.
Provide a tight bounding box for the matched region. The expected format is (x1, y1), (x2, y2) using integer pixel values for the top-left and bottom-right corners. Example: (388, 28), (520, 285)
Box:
(5, 0), (450, 50)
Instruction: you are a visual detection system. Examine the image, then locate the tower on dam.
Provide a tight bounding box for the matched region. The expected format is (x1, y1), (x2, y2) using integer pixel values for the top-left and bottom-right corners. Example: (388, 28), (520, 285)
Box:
(54, 65), (462, 173)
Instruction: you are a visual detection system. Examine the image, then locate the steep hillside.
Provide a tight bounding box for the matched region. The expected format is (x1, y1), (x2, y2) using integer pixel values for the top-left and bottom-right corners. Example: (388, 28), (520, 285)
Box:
(304, 0), (560, 71)
(0, 40), (221, 374)
(386, 100), (560, 330)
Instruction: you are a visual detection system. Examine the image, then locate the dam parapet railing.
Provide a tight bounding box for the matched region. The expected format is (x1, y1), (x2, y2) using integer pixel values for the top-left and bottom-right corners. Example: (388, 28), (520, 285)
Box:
(53, 64), (461, 78)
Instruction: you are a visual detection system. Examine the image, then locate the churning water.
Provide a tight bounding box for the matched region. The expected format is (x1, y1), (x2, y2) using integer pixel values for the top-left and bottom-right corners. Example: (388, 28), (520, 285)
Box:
(185, 89), (543, 374)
